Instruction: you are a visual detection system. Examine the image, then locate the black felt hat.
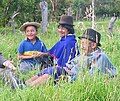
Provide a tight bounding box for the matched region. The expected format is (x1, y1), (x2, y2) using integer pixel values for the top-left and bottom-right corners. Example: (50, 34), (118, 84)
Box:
(78, 28), (101, 46)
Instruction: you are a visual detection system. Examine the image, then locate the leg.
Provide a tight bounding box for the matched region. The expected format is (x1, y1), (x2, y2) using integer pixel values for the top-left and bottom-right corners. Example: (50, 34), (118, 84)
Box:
(26, 74), (50, 87)
(19, 61), (34, 73)
(25, 75), (39, 86)
(26, 66), (54, 87)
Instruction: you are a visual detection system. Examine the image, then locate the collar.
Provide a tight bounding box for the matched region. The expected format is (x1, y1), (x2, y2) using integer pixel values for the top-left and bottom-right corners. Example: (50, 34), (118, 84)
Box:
(87, 48), (102, 58)
(26, 37), (39, 42)
(60, 34), (75, 41)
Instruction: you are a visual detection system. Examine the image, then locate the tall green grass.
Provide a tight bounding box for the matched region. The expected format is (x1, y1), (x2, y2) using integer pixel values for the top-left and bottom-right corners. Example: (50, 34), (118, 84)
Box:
(0, 19), (120, 101)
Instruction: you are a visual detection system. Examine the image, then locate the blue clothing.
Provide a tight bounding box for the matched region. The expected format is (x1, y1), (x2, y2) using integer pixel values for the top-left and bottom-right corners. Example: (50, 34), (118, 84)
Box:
(18, 37), (47, 72)
(49, 34), (79, 67)
(0, 53), (6, 68)
(89, 48), (117, 77)
(19, 61), (40, 73)
(38, 66), (54, 76)
(66, 48), (117, 81)
(0, 53), (8, 76)
(37, 66), (65, 80)
(37, 34), (79, 79)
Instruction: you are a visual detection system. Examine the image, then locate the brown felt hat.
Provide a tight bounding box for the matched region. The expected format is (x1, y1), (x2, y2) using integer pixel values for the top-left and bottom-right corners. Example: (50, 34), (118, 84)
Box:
(20, 22), (40, 31)
(59, 15), (74, 26)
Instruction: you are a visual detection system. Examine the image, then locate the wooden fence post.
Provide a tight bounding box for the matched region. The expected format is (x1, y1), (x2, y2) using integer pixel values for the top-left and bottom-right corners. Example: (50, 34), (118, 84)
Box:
(39, 0), (48, 33)
(108, 16), (117, 37)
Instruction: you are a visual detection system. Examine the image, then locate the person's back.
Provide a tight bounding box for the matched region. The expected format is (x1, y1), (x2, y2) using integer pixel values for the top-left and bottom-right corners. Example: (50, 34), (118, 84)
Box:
(89, 48), (116, 76)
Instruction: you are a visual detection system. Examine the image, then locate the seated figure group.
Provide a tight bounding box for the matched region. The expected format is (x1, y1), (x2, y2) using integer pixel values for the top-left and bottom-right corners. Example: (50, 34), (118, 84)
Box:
(0, 15), (117, 88)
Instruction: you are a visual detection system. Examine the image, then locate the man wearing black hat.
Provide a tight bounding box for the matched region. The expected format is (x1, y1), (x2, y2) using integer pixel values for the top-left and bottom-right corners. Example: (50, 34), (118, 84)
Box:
(64, 28), (117, 81)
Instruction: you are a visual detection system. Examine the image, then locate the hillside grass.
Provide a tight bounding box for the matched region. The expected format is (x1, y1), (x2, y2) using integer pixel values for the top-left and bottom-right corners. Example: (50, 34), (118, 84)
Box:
(0, 19), (120, 101)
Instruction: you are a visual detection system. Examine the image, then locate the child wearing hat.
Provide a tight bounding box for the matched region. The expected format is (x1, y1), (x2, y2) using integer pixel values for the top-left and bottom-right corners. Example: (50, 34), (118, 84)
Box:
(64, 28), (117, 80)
(25, 15), (80, 86)
(18, 22), (47, 73)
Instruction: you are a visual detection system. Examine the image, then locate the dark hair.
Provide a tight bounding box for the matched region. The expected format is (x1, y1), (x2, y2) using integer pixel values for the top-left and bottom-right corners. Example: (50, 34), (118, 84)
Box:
(58, 24), (75, 34)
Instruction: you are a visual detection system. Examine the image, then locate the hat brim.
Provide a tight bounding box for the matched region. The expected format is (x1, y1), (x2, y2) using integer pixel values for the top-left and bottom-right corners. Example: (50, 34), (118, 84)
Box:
(59, 21), (74, 26)
(78, 36), (101, 46)
(20, 22), (40, 31)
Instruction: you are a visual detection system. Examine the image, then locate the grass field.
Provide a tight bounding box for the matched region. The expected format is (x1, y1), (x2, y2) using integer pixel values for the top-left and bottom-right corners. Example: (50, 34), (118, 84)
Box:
(0, 19), (120, 101)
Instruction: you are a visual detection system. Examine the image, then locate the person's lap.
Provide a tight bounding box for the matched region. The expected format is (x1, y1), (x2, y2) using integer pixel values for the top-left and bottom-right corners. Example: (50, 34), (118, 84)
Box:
(19, 61), (40, 73)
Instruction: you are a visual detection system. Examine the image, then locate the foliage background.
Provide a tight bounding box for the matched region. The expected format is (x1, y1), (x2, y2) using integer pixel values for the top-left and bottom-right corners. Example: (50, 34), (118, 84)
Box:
(0, 0), (120, 27)
(0, 19), (120, 101)
(0, 0), (120, 101)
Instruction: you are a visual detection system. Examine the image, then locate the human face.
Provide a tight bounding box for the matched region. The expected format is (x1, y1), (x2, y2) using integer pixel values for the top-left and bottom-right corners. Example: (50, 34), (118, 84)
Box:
(57, 25), (69, 37)
(25, 26), (37, 41)
(80, 38), (97, 55)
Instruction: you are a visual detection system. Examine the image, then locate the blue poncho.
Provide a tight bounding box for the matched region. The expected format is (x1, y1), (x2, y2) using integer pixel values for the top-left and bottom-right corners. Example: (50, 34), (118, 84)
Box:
(49, 34), (79, 67)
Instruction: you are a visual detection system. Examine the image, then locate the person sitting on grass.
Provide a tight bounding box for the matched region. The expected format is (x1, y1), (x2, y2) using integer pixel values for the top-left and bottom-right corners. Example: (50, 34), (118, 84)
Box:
(64, 28), (117, 81)
(25, 15), (80, 87)
(0, 53), (16, 74)
(0, 53), (21, 89)
(18, 22), (47, 73)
